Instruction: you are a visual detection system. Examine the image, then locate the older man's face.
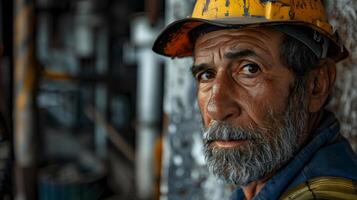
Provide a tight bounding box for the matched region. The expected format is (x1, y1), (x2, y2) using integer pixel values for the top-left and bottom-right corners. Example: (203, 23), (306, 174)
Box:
(192, 27), (308, 185)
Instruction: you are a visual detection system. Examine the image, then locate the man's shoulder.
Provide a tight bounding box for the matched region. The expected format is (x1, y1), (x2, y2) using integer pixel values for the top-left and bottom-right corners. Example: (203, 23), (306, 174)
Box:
(286, 134), (357, 195)
(280, 176), (357, 200)
(302, 135), (357, 180)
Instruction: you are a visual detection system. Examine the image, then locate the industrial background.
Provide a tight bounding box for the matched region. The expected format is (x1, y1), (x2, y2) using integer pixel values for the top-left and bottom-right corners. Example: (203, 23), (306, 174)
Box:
(0, 0), (356, 200)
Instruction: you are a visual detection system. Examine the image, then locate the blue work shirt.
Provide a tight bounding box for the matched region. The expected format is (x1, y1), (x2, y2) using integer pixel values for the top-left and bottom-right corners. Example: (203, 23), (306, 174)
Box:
(230, 110), (357, 200)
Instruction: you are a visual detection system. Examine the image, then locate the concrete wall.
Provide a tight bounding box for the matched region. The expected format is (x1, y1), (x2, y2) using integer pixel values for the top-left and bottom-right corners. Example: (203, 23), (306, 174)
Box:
(326, 0), (357, 150)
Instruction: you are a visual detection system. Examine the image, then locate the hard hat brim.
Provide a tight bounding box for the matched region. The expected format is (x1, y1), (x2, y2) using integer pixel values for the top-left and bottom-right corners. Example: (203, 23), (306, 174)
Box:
(152, 17), (349, 62)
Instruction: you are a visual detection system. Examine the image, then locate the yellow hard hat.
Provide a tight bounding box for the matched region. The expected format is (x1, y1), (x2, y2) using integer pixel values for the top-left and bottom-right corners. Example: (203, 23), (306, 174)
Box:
(153, 0), (348, 62)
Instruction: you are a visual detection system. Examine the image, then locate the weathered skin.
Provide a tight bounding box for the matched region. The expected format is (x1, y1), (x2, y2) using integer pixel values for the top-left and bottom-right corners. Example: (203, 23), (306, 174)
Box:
(192, 27), (336, 199)
(193, 28), (294, 129)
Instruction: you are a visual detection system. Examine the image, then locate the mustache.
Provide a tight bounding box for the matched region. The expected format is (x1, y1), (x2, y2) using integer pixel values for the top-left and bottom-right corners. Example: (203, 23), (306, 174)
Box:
(203, 121), (262, 142)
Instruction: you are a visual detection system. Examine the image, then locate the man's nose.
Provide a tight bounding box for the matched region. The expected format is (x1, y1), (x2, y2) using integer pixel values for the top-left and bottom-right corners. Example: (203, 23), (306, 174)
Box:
(206, 73), (241, 122)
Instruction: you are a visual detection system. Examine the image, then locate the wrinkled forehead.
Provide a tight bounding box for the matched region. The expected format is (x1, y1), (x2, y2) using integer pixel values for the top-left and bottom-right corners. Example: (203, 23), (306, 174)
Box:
(193, 27), (284, 61)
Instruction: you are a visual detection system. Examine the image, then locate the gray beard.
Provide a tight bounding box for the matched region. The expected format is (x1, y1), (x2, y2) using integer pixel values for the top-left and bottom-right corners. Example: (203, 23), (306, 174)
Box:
(203, 78), (307, 186)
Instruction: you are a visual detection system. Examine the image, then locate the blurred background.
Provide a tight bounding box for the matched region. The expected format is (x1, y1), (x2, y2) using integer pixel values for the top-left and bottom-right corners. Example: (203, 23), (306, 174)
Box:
(0, 0), (356, 200)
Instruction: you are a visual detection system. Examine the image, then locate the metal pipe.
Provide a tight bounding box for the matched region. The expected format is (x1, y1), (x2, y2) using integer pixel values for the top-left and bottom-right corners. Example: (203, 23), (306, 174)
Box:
(94, 23), (109, 159)
(13, 0), (38, 199)
(74, 0), (95, 58)
(132, 16), (163, 200)
(137, 48), (162, 200)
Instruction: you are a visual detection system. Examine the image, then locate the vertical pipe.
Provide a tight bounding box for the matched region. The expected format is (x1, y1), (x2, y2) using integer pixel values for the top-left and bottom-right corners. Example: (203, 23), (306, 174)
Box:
(95, 24), (109, 159)
(132, 16), (163, 200)
(13, 0), (38, 199)
(74, 0), (94, 58)
(136, 48), (162, 200)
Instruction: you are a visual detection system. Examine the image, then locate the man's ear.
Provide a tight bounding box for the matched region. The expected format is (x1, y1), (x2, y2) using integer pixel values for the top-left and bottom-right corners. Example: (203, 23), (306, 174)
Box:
(307, 59), (336, 113)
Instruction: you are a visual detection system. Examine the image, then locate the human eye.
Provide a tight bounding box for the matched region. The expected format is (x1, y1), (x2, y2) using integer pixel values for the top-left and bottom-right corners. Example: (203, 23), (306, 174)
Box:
(232, 62), (262, 84)
(239, 63), (261, 77)
(195, 70), (216, 83)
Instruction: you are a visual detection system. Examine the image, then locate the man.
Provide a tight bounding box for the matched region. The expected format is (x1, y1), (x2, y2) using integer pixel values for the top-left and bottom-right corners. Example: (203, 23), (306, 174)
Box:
(153, 0), (357, 199)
